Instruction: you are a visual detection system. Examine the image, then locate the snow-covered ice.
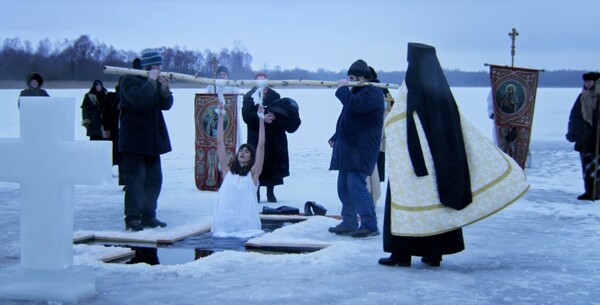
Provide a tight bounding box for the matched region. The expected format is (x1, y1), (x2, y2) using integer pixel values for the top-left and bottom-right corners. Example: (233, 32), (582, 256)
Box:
(1, 87), (599, 305)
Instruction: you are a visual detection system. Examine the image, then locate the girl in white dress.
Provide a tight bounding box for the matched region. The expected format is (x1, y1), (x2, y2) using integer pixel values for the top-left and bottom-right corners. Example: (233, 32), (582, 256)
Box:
(211, 103), (266, 238)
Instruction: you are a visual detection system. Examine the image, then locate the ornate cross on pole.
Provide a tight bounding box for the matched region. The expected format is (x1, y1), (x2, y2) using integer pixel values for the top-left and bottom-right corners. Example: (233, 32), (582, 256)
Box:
(509, 28), (519, 67)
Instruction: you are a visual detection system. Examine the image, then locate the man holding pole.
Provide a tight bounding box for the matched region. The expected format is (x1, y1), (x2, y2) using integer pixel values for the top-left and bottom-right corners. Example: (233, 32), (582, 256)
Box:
(119, 50), (174, 230)
(566, 71), (600, 201)
(328, 59), (384, 238)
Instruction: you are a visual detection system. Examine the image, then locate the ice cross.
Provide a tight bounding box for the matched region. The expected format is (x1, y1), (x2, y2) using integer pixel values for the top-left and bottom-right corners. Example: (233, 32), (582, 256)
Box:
(0, 97), (112, 302)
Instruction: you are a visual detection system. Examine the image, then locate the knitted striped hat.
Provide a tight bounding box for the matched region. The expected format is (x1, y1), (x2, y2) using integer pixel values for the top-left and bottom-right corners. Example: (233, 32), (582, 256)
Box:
(140, 50), (163, 68)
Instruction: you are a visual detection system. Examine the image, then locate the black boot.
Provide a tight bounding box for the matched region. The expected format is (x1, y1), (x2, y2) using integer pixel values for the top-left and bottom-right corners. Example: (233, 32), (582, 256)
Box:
(267, 185), (277, 203)
(578, 178), (594, 200)
(421, 255), (442, 267)
(378, 253), (411, 267)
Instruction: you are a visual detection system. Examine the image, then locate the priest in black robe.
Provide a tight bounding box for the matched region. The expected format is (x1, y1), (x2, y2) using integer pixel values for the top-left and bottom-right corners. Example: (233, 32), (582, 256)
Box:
(379, 43), (470, 267)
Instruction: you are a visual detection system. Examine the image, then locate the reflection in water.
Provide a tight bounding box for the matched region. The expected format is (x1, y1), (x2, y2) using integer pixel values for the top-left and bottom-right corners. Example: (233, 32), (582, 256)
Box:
(122, 220), (297, 265)
(126, 247), (159, 265)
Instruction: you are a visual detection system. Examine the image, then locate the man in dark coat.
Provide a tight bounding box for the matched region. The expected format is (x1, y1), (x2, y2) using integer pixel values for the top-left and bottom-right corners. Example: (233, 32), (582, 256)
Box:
(18, 72), (49, 108)
(379, 43), (468, 267)
(103, 85), (124, 185)
(328, 59), (384, 238)
(566, 71), (600, 200)
(242, 73), (300, 202)
(119, 50), (173, 231)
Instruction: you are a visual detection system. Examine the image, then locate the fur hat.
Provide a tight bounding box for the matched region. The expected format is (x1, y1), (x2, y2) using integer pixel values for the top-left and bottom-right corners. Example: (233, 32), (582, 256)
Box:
(26, 72), (44, 87)
(93, 80), (103, 87)
(582, 72), (600, 81)
(140, 50), (163, 68)
(266, 97), (299, 118)
(348, 59), (372, 79)
(216, 66), (229, 76)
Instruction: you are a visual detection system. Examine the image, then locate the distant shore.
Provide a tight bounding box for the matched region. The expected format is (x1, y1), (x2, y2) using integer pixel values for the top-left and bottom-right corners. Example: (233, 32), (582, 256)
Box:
(0, 80), (579, 90)
(0, 81), (209, 90)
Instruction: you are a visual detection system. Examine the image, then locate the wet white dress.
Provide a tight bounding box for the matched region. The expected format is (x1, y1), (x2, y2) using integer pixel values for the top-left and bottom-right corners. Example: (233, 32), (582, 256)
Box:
(211, 172), (263, 238)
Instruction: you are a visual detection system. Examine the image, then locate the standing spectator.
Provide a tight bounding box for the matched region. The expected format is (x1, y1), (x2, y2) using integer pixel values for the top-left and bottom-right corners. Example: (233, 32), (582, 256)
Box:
(18, 72), (49, 108)
(103, 85), (124, 186)
(328, 59), (384, 238)
(81, 80), (108, 141)
(206, 66), (240, 94)
(119, 50), (174, 231)
(242, 73), (300, 203)
(566, 71), (600, 200)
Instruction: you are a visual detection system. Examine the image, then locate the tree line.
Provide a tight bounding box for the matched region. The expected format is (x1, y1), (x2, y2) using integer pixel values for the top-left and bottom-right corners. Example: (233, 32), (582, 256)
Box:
(0, 35), (588, 88)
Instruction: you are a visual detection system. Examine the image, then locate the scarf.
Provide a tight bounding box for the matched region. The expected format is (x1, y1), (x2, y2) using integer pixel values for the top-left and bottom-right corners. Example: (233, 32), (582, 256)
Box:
(581, 89), (597, 125)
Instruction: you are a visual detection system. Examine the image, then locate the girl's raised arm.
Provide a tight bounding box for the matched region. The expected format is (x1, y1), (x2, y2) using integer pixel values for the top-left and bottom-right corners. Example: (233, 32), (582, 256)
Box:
(251, 105), (266, 184)
(216, 104), (229, 175)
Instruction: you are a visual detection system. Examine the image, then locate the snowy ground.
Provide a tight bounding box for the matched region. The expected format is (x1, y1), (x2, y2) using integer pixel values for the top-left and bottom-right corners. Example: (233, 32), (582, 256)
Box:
(1, 88), (599, 304)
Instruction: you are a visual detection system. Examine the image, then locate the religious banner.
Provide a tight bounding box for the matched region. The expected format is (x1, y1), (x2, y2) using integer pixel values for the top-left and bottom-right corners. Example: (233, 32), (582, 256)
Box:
(489, 64), (540, 169)
(194, 94), (238, 191)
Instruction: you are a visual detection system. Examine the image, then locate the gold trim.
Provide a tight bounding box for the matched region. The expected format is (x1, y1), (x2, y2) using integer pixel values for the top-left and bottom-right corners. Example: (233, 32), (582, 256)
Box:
(384, 112), (406, 128)
(391, 184), (530, 237)
(390, 140), (515, 211)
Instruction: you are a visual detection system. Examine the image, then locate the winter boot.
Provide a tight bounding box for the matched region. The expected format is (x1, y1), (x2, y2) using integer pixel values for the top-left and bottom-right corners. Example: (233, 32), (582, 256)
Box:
(578, 178), (594, 200)
(267, 185), (277, 203)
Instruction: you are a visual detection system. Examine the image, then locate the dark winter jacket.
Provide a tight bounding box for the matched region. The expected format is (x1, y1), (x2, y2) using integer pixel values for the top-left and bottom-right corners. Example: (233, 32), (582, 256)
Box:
(329, 85), (384, 175)
(243, 87), (300, 185)
(81, 87), (107, 137)
(567, 92), (598, 153)
(103, 90), (120, 134)
(118, 75), (173, 156)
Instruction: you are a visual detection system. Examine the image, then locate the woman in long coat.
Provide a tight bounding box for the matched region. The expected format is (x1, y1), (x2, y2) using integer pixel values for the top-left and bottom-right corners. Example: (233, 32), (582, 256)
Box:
(242, 74), (300, 202)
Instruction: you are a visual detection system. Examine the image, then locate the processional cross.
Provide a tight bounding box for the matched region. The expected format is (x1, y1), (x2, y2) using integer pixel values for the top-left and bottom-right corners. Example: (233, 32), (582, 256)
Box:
(509, 28), (519, 67)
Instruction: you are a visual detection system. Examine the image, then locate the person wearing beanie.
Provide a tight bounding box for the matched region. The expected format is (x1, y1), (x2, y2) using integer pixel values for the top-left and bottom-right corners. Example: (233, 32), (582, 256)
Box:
(119, 49), (174, 231)
(566, 71), (600, 200)
(18, 72), (49, 108)
(328, 59), (384, 238)
(81, 80), (108, 141)
(242, 73), (300, 203)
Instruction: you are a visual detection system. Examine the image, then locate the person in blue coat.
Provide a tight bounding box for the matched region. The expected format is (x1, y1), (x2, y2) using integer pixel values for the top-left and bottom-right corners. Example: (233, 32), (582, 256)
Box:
(328, 59), (384, 238)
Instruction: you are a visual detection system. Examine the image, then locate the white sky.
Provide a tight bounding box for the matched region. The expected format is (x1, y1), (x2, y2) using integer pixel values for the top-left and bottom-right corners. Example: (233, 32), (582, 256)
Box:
(2, 0), (600, 72)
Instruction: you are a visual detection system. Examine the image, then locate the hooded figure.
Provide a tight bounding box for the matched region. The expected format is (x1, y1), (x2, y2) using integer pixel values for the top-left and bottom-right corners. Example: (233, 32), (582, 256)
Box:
(405, 43), (472, 210)
(380, 43), (528, 267)
(18, 72), (49, 108)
